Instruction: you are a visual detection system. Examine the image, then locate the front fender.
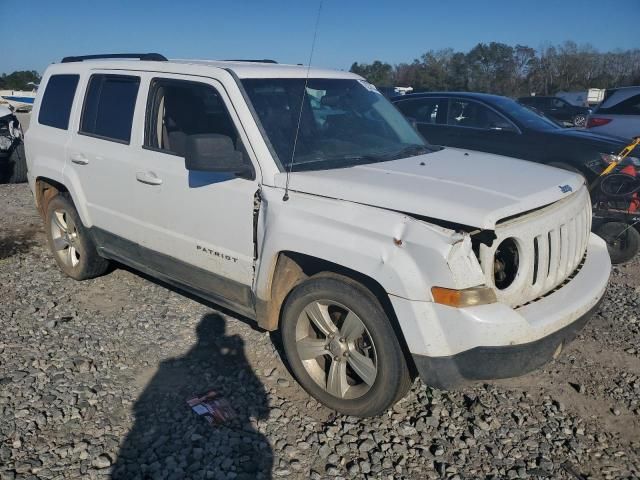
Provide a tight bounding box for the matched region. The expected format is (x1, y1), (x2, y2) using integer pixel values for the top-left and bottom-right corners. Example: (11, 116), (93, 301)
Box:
(254, 187), (485, 302)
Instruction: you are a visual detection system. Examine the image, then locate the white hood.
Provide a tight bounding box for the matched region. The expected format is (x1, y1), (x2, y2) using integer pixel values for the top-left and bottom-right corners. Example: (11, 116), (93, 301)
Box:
(274, 148), (585, 230)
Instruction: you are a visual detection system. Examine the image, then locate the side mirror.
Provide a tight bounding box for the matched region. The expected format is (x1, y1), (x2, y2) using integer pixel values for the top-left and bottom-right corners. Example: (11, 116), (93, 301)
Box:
(184, 134), (249, 174)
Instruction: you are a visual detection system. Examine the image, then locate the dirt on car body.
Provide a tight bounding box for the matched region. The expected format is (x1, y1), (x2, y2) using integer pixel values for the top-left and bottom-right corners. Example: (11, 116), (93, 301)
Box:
(0, 183), (639, 479)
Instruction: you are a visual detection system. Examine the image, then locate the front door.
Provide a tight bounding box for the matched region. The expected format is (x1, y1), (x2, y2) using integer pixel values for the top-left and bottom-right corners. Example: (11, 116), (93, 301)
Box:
(445, 98), (523, 157)
(132, 74), (260, 314)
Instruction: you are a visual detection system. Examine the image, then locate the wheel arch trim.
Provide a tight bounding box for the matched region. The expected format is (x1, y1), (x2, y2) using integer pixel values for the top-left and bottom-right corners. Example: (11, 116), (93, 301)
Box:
(35, 174), (91, 227)
(254, 250), (418, 375)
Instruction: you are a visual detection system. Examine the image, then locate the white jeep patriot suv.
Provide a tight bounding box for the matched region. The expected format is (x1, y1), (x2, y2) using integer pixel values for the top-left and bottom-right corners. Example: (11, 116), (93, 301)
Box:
(26, 53), (611, 416)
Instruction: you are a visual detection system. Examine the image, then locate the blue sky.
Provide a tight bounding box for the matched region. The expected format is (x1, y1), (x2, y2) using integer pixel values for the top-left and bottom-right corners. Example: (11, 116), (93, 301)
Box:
(1, 0), (638, 74)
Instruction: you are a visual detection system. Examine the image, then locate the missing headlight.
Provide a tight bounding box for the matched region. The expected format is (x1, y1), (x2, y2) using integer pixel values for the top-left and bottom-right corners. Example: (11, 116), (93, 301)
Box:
(0, 135), (12, 151)
(494, 238), (519, 290)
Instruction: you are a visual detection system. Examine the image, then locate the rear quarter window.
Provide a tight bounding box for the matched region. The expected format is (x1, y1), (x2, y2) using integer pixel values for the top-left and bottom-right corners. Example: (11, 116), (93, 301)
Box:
(38, 74), (80, 130)
(80, 74), (140, 143)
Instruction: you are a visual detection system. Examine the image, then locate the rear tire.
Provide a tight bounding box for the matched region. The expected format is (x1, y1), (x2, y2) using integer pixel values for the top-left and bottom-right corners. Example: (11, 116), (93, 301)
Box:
(596, 221), (640, 264)
(280, 274), (411, 417)
(45, 195), (109, 280)
(7, 143), (27, 183)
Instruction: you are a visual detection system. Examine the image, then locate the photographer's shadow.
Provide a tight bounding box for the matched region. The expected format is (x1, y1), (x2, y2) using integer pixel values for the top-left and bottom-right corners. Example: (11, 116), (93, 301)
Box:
(112, 313), (273, 480)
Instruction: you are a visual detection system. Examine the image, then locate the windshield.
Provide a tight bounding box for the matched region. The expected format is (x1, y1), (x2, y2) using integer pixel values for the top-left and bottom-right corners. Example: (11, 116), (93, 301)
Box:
(241, 78), (433, 171)
(493, 97), (562, 131)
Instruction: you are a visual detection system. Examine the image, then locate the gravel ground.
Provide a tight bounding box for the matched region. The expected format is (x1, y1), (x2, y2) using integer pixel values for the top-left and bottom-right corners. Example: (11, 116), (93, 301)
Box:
(1, 183), (639, 480)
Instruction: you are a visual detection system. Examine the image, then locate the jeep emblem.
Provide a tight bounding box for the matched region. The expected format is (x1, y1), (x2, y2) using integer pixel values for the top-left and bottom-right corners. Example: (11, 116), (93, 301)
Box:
(559, 184), (572, 193)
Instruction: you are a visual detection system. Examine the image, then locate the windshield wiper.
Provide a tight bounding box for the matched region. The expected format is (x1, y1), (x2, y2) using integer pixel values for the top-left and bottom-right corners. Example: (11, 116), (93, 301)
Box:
(382, 144), (435, 161)
(289, 145), (437, 172)
(291, 154), (382, 171)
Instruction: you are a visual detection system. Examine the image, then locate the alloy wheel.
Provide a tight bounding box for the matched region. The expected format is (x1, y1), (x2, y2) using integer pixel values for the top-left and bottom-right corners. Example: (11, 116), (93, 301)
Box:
(295, 300), (378, 399)
(50, 209), (81, 268)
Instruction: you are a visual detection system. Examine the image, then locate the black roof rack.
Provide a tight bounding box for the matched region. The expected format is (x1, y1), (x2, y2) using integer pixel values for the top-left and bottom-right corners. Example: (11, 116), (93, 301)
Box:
(61, 53), (168, 63)
(224, 59), (277, 64)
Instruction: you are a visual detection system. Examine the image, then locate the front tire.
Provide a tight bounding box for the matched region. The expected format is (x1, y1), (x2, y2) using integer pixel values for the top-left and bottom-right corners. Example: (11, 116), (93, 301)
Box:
(280, 274), (411, 417)
(7, 143), (27, 183)
(45, 195), (109, 280)
(596, 221), (640, 264)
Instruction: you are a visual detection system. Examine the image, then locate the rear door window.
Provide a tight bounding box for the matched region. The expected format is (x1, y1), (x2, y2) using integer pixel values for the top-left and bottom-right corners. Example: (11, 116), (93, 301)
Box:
(395, 98), (448, 124)
(80, 74), (140, 143)
(38, 74), (79, 130)
(522, 97), (543, 107)
(530, 97), (549, 108)
(551, 98), (567, 109)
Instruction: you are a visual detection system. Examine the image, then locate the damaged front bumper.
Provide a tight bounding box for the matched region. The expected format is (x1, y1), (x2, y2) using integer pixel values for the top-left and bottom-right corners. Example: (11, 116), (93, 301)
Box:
(390, 233), (611, 389)
(411, 298), (601, 389)
(0, 112), (23, 161)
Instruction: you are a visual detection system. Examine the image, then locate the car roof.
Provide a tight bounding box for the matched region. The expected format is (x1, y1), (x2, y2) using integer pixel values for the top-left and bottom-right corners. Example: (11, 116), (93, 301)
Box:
(392, 91), (511, 103)
(44, 58), (361, 80)
(600, 85), (640, 108)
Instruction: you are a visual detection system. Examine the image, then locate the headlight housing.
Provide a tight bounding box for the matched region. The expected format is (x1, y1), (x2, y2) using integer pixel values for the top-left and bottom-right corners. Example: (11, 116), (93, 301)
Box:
(600, 153), (621, 164)
(0, 135), (12, 151)
(600, 153), (640, 168)
(493, 238), (520, 290)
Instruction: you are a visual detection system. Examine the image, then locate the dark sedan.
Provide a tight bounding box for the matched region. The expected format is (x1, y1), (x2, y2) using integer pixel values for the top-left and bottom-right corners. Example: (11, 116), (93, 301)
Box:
(392, 92), (636, 182)
(518, 95), (591, 127)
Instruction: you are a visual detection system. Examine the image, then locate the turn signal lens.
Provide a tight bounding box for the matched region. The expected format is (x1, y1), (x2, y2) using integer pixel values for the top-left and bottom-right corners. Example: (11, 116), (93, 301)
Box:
(431, 286), (497, 308)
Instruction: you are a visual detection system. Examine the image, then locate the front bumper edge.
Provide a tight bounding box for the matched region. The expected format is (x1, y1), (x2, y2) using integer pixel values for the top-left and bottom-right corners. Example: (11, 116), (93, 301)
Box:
(411, 296), (603, 389)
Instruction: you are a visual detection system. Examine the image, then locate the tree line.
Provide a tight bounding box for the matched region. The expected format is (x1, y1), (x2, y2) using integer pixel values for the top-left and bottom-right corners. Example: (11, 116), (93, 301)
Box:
(3, 42), (640, 96)
(0, 71), (41, 90)
(350, 41), (640, 97)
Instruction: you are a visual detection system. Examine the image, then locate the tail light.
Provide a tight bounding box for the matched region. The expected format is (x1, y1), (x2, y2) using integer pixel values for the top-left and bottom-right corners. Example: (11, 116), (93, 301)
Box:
(587, 117), (612, 128)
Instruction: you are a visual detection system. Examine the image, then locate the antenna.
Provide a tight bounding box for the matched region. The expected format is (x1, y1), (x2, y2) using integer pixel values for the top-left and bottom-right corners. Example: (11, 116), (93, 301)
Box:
(283, 0), (323, 202)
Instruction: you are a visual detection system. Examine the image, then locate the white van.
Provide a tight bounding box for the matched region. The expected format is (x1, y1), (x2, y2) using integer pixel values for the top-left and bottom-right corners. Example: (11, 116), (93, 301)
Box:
(25, 54), (611, 416)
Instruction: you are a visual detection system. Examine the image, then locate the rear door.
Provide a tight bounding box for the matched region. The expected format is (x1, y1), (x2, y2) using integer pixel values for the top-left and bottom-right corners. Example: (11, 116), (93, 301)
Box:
(66, 72), (143, 244)
(27, 73), (80, 187)
(394, 97), (453, 146)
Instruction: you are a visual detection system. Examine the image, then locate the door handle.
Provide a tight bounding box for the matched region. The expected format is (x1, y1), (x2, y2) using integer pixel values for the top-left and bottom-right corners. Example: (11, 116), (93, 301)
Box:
(136, 171), (163, 186)
(70, 153), (89, 165)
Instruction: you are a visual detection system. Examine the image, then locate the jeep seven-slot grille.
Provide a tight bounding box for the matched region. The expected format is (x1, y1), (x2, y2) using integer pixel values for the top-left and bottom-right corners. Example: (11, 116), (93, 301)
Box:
(527, 199), (591, 301)
(479, 187), (592, 308)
